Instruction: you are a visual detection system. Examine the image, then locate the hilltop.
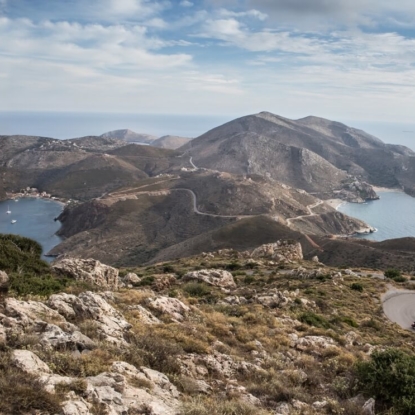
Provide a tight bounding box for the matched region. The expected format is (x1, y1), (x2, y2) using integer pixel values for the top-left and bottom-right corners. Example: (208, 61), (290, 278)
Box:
(181, 112), (415, 197)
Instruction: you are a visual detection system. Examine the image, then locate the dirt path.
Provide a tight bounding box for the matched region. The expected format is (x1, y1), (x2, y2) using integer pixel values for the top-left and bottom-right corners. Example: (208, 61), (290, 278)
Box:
(382, 288), (415, 330)
(286, 200), (324, 226)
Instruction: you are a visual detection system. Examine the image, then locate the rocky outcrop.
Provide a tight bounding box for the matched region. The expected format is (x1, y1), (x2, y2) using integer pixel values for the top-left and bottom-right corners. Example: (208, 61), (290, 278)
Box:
(48, 292), (131, 344)
(183, 269), (236, 288)
(250, 240), (303, 262)
(339, 180), (379, 203)
(52, 258), (119, 289)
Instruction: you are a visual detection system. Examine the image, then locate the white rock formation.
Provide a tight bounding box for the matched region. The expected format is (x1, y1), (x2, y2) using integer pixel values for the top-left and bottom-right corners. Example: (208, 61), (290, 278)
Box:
(52, 258), (119, 289)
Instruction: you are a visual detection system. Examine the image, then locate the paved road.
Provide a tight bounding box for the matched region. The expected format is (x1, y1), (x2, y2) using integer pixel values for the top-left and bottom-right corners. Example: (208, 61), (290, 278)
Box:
(382, 289), (415, 330)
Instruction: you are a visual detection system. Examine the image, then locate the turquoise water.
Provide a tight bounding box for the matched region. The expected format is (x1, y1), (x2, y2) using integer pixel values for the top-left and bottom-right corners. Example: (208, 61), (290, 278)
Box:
(338, 191), (415, 241)
(0, 198), (63, 261)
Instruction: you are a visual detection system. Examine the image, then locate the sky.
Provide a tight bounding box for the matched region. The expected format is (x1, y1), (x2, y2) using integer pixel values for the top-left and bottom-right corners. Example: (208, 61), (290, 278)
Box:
(1, 0), (415, 124)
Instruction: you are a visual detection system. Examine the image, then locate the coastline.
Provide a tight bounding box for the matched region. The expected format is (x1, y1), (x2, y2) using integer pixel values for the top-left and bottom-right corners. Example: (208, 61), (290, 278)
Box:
(325, 198), (344, 210)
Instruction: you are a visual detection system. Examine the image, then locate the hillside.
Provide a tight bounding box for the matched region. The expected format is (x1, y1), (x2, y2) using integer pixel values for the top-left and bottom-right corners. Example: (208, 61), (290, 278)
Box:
(182, 112), (415, 197)
(152, 135), (192, 149)
(100, 129), (158, 143)
(2, 236), (415, 414)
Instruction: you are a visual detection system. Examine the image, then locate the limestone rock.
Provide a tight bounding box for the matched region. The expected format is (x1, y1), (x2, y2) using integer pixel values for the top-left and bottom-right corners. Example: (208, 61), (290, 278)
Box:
(250, 240), (303, 262)
(255, 289), (290, 308)
(0, 270), (9, 291)
(146, 296), (190, 322)
(363, 398), (375, 415)
(85, 362), (180, 415)
(183, 269), (236, 288)
(122, 272), (141, 286)
(5, 297), (65, 325)
(126, 305), (161, 325)
(48, 291), (131, 344)
(62, 398), (91, 415)
(288, 267), (325, 279)
(53, 258), (119, 289)
(40, 323), (96, 351)
(11, 349), (51, 375)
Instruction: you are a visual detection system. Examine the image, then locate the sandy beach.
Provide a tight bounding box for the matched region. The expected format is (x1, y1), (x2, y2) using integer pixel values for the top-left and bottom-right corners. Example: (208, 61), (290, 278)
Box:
(373, 186), (404, 193)
(325, 198), (344, 210)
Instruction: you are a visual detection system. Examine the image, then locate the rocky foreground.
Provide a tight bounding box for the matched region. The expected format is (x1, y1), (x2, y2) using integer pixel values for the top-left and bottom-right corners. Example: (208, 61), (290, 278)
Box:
(1, 239), (415, 414)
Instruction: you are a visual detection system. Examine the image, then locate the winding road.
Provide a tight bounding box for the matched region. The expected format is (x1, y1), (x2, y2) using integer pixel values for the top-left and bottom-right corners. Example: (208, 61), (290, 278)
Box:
(286, 200), (324, 226)
(382, 289), (415, 330)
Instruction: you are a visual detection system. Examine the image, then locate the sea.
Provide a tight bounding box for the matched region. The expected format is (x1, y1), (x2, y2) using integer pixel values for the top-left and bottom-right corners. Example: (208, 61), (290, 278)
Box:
(338, 191), (415, 241)
(0, 198), (63, 261)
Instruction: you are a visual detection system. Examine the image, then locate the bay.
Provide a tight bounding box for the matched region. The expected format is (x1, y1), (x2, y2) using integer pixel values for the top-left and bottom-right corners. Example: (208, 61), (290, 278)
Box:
(0, 198), (63, 261)
(338, 191), (415, 241)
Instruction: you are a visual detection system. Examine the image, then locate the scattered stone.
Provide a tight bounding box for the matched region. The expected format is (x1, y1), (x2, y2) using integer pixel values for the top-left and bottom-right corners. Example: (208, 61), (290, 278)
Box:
(255, 289), (290, 308)
(183, 269), (236, 288)
(311, 256), (319, 263)
(53, 258), (119, 289)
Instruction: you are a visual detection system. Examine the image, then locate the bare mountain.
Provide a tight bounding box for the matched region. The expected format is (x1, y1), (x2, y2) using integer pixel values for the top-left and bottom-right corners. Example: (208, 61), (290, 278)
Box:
(181, 111), (415, 197)
(100, 129), (157, 143)
(152, 135), (192, 149)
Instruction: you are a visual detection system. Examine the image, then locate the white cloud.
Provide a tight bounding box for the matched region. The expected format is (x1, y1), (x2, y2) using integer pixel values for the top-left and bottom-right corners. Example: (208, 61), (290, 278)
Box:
(180, 1), (194, 7)
(217, 8), (268, 21)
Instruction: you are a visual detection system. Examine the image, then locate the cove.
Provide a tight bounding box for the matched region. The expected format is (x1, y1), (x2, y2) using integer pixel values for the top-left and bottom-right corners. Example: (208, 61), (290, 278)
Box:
(0, 198), (63, 261)
(338, 191), (415, 241)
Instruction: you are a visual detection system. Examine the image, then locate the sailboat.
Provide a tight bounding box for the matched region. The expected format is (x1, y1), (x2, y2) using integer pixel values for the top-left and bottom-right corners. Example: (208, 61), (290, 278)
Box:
(6, 205), (11, 214)
(11, 219), (16, 224)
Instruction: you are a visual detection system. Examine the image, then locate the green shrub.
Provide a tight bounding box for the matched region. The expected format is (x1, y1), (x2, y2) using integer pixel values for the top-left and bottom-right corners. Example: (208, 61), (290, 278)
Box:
(9, 272), (69, 296)
(350, 283), (364, 292)
(139, 276), (155, 286)
(384, 269), (401, 279)
(244, 275), (255, 284)
(299, 312), (331, 329)
(183, 282), (211, 297)
(356, 348), (415, 414)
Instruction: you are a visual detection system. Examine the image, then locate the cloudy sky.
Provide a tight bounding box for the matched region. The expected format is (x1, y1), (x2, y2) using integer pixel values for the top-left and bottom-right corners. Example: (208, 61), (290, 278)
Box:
(1, 0), (415, 123)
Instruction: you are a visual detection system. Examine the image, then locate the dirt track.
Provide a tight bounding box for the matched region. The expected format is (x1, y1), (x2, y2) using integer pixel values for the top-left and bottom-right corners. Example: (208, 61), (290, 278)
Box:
(382, 289), (415, 330)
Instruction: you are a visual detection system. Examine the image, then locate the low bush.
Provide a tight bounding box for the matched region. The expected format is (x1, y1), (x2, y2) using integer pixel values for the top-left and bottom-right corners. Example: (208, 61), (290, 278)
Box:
(384, 268), (401, 279)
(0, 351), (62, 414)
(182, 282), (211, 297)
(350, 283), (364, 292)
(181, 396), (271, 415)
(299, 311), (331, 329)
(356, 348), (415, 414)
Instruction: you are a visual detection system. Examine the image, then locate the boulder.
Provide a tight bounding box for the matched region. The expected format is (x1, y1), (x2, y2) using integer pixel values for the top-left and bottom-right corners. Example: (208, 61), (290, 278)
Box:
(146, 296), (189, 322)
(183, 269), (236, 288)
(11, 349), (51, 375)
(52, 258), (119, 289)
(122, 272), (141, 286)
(40, 323), (96, 351)
(362, 398), (375, 415)
(62, 398), (91, 415)
(250, 241), (303, 262)
(288, 267), (325, 279)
